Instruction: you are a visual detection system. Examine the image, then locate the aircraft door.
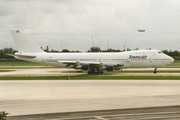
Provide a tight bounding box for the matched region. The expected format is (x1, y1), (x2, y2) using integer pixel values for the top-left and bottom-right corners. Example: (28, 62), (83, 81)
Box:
(149, 56), (152, 63)
(125, 55), (131, 67)
(148, 55), (154, 67)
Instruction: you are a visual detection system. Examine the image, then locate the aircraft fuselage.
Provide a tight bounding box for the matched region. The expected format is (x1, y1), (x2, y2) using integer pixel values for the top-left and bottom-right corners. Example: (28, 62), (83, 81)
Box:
(15, 49), (174, 69)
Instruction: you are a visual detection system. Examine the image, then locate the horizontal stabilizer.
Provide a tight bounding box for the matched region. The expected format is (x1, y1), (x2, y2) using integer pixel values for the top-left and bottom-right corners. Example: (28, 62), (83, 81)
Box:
(8, 54), (36, 58)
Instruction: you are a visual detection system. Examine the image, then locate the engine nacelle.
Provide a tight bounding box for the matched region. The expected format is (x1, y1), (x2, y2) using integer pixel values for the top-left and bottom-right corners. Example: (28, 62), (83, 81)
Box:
(81, 64), (89, 70)
(106, 65), (113, 71)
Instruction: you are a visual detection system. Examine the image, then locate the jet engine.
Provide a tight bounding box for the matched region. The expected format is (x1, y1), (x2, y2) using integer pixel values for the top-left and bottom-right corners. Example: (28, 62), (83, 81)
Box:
(106, 65), (113, 71)
(81, 64), (89, 70)
(101, 65), (114, 71)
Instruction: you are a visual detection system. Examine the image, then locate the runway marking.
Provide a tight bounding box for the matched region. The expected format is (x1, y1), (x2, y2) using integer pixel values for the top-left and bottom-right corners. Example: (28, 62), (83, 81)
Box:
(70, 107), (180, 116)
(169, 74), (173, 76)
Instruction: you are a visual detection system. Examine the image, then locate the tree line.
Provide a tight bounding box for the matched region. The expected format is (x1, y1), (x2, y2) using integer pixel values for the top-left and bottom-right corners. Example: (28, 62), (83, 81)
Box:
(0, 48), (18, 60)
(162, 50), (180, 60)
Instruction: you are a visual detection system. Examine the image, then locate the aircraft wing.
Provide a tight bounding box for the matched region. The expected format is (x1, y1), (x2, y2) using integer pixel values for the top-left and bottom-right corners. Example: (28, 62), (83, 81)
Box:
(105, 62), (124, 66)
(56, 60), (101, 68)
(56, 61), (100, 65)
(56, 60), (123, 67)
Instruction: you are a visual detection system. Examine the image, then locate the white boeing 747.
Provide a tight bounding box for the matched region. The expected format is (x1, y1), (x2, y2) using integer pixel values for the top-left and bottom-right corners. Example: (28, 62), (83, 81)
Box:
(9, 30), (174, 74)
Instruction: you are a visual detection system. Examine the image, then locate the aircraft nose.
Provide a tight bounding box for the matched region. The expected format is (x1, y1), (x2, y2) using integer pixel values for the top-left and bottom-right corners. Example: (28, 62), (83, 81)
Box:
(164, 54), (174, 64)
(167, 56), (174, 64)
(170, 57), (174, 63)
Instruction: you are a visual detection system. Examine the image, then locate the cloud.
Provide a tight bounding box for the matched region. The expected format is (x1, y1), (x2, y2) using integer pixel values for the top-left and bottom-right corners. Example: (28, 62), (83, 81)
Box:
(0, 0), (180, 51)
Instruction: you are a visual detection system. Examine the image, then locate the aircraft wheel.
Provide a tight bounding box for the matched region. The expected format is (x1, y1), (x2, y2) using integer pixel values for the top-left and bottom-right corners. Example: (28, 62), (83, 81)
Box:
(154, 68), (157, 74)
(88, 70), (95, 74)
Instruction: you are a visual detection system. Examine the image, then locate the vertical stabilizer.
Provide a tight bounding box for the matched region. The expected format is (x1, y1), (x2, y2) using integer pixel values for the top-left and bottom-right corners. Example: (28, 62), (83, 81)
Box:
(10, 30), (45, 53)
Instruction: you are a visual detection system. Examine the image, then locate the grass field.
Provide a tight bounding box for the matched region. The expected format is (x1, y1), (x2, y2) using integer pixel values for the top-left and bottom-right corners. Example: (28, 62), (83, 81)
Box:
(0, 60), (44, 66)
(0, 70), (14, 72)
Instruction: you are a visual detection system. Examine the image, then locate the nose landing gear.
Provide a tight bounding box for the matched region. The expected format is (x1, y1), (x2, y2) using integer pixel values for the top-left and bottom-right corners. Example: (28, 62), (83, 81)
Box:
(154, 68), (157, 74)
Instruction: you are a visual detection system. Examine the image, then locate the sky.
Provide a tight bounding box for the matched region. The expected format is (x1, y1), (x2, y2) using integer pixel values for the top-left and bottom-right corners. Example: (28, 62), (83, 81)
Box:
(0, 0), (180, 52)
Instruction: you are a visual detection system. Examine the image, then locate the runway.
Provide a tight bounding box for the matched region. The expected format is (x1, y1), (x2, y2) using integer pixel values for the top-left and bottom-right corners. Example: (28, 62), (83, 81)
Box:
(1, 80), (180, 118)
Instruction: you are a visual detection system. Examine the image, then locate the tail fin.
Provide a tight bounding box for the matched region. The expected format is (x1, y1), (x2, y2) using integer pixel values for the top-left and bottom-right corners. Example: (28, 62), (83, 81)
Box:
(10, 30), (45, 53)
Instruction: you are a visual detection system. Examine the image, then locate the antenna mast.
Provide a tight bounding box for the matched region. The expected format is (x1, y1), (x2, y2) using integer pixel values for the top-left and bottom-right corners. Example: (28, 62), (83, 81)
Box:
(91, 35), (94, 47)
(123, 45), (126, 51)
(107, 39), (109, 50)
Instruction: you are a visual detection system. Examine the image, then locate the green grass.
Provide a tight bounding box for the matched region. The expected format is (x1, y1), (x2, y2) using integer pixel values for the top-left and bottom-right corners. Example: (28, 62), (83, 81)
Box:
(0, 76), (180, 80)
(172, 56), (180, 60)
(0, 70), (14, 72)
(0, 66), (56, 69)
(0, 60), (45, 66)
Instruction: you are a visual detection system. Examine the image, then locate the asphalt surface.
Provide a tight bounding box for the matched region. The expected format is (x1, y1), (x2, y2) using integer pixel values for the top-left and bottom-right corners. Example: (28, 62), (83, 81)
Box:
(7, 105), (180, 120)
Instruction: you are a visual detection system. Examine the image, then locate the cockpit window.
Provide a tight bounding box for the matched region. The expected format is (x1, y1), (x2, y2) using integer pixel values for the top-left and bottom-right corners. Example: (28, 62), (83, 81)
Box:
(158, 51), (162, 53)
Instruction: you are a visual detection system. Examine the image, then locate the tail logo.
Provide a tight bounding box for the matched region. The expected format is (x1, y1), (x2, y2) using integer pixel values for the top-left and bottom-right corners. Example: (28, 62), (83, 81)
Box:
(141, 55), (146, 59)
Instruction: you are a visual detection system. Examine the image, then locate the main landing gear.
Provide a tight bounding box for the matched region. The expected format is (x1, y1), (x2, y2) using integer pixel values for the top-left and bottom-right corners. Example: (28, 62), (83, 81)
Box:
(88, 69), (103, 74)
(154, 68), (157, 74)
